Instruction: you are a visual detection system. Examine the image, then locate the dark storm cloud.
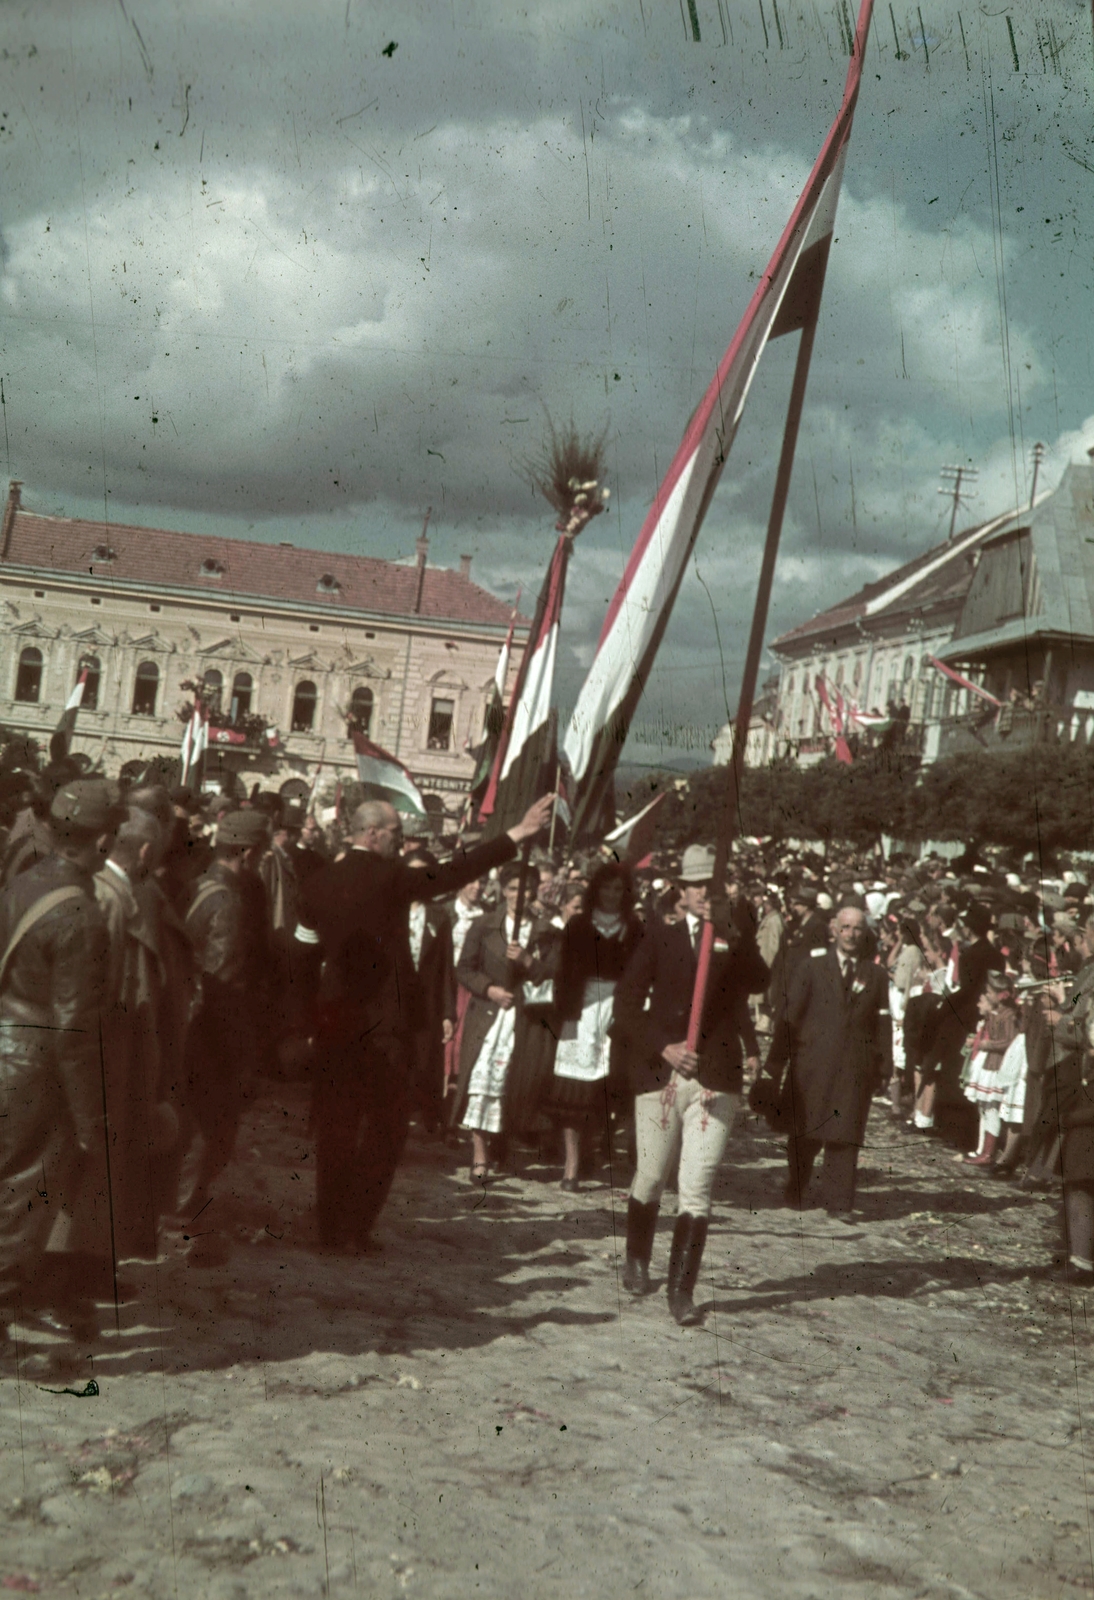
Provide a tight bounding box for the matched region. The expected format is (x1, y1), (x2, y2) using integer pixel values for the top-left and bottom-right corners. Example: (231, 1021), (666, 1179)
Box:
(1, 0), (1091, 744)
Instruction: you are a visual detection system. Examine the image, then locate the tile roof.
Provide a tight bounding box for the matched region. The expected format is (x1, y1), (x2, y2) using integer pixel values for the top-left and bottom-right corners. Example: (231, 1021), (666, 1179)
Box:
(771, 508), (1022, 652)
(0, 505), (522, 631)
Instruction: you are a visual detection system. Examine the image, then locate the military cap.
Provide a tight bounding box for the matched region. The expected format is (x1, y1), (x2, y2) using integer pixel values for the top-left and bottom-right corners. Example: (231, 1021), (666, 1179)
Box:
(215, 809), (271, 848)
(50, 778), (123, 831)
(1064, 882), (1088, 903)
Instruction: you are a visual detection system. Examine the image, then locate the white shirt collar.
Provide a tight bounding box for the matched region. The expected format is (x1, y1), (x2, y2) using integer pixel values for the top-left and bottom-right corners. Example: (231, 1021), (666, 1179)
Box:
(105, 858), (130, 886)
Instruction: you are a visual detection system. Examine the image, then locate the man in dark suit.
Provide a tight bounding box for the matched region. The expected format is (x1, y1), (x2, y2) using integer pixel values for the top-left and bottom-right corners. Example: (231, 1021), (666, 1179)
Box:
(757, 903), (891, 1220)
(613, 844), (768, 1325)
(298, 792), (552, 1252)
(404, 850), (457, 1136)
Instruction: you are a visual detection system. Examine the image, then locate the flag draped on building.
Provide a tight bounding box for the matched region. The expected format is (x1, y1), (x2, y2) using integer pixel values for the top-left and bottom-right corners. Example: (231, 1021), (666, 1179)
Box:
(478, 535), (571, 839)
(351, 731), (428, 820)
(815, 675), (853, 764)
(179, 699), (209, 787)
(54, 668), (88, 757)
(927, 655), (1002, 709)
(561, 0), (874, 841)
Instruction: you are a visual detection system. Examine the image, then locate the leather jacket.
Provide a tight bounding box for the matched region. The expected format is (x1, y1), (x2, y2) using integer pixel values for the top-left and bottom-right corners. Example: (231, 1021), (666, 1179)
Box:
(0, 852), (110, 1150)
(186, 861), (270, 996)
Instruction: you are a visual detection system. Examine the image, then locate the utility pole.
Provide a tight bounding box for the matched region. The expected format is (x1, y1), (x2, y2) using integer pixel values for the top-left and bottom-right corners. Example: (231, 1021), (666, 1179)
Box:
(1029, 442), (1045, 510)
(939, 464), (979, 541)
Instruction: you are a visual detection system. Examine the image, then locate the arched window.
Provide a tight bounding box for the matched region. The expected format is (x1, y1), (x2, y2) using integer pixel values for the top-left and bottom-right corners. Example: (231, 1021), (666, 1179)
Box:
(291, 680), (317, 732)
(201, 667), (223, 711)
(427, 697), (455, 750)
(350, 685), (374, 736)
(132, 661), (159, 716)
(78, 655), (101, 711)
(14, 647), (42, 703)
(231, 672), (252, 721)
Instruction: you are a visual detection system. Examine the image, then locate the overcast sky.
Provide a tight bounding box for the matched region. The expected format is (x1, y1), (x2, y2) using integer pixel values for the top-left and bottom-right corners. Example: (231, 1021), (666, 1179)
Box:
(2, 0), (1092, 765)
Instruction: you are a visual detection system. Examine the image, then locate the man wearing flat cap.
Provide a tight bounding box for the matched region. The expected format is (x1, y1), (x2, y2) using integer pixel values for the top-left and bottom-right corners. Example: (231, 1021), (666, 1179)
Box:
(613, 843), (769, 1324)
(298, 791), (554, 1253)
(0, 779), (123, 1365)
(177, 807), (274, 1242)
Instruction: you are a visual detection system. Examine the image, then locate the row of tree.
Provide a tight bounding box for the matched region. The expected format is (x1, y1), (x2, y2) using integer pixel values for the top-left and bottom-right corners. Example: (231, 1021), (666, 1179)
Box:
(618, 741), (1094, 858)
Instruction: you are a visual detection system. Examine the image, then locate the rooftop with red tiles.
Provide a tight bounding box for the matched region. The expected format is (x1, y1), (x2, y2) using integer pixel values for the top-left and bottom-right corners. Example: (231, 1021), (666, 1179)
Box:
(0, 492), (523, 632)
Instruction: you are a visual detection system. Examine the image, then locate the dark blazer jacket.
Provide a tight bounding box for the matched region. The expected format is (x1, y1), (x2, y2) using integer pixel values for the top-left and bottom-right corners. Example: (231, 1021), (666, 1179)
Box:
(299, 834), (515, 1055)
(449, 905), (547, 1127)
(613, 915), (768, 1097)
(765, 949), (892, 1147)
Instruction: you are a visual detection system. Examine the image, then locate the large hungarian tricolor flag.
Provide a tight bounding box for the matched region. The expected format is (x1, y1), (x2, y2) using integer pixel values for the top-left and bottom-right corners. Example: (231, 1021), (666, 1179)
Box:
(927, 655), (1002, 709)
(54, 668), (89, 756)
(352, 731), (428, 820)
(478, 534), (570, 838)
(562, 0), (874, 841)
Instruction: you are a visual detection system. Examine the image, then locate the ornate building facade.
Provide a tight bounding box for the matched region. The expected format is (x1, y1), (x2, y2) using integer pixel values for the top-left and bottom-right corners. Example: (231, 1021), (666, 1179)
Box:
(0, 482), (525, 819)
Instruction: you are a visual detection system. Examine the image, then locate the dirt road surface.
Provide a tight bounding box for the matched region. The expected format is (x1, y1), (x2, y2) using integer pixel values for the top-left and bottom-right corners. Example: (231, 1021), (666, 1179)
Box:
(2, 1087), (1092, 1600)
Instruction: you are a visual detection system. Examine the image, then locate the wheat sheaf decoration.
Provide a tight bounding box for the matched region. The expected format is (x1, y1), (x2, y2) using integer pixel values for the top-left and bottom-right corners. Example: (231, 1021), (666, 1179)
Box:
(523, 418), (610, 539)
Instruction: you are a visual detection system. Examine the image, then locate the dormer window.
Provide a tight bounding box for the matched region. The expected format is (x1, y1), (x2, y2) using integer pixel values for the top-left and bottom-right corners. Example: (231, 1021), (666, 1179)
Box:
(91, 543), (116, 563)
(316, 573), (341, 595)
(200, 557), (226, 578)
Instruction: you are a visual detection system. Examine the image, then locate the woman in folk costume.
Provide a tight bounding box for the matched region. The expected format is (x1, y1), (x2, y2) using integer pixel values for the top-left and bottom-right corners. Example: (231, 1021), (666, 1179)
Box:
(548, 861), (644, 1192)
(960, 971), (1020, 1167)
(503, 877), (586, 1155)
(450, 861), (547, 1182)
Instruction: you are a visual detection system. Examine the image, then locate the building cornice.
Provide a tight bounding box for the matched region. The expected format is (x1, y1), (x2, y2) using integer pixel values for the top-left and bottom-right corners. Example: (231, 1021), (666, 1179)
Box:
(0, 562), (523, 645)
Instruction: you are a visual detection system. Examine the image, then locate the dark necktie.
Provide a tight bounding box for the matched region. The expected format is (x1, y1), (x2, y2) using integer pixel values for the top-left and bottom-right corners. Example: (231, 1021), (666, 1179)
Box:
(841, 958), (854, 995)
(690, 921), (700, 955)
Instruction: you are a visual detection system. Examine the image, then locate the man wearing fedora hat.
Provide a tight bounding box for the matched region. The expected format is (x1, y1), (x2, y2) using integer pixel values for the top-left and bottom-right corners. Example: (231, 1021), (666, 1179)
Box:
(613, 843), (769, 1325)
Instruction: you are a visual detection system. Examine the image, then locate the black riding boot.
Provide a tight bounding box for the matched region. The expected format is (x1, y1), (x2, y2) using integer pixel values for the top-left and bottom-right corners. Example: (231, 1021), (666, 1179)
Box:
(666, 1213), (709, 1326)
(622, 1197), (659, 1295)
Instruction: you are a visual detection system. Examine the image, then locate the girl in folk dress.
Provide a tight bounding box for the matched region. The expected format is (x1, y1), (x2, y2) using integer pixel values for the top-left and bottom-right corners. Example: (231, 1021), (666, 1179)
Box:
(548, 863), (645, 1192)
(960, 972), (1020, 1167)
(450, 862), (545, 1182)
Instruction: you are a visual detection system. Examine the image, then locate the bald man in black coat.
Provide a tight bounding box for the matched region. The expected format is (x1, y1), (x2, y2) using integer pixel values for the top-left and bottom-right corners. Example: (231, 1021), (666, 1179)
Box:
(297, 793), (552, 1252)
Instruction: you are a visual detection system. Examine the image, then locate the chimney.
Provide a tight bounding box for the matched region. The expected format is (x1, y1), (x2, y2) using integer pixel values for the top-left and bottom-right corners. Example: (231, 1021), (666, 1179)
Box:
(1, 480), (22, 561)
(458, 553), (472, 581)
(413, 506), (432, 614)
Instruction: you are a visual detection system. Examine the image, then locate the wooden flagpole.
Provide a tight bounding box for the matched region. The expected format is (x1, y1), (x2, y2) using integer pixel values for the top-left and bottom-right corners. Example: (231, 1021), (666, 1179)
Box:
(687, 309), (823, 1050)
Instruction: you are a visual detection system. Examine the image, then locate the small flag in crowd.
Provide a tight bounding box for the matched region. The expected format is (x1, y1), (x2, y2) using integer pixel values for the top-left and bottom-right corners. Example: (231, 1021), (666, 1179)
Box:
(351, 731), (428, 819)
(467, 592), (521, 806)
(179, 699), (209, 786)
(603, 790), (666, 867)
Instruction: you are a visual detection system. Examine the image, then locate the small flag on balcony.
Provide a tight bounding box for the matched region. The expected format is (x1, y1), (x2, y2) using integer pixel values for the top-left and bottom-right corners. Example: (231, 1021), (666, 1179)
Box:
(351, 731), (428, 819)
(53, 668), (89, 757)
(179, 701), (209, 786)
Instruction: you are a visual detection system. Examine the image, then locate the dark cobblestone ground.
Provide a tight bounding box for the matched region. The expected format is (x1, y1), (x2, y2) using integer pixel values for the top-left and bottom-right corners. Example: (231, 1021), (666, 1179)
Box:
(1, 1086), (1091, 1599)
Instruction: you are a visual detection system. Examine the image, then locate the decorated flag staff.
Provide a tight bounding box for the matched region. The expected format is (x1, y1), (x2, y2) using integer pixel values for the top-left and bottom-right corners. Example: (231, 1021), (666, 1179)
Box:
(478, 420), (609, 934)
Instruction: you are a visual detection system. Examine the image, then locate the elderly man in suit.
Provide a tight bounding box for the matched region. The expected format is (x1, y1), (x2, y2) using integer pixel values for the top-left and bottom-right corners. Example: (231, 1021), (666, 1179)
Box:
(298, 792), (552, 1252)
(613, 844), (768, 1325)
(758, 902), (892, 1221)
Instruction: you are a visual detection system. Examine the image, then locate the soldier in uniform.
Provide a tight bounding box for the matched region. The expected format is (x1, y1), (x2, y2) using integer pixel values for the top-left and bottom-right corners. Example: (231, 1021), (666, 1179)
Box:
(177, 808), (272, 1242)
(0, 779), (121, 1362)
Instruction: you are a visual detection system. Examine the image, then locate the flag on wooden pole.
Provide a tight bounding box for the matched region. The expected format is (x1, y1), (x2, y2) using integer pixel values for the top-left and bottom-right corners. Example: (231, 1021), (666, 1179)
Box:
(562, 0), (875, 841)
(467, 592), (522, 808)
(478, 535), (571, 838)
